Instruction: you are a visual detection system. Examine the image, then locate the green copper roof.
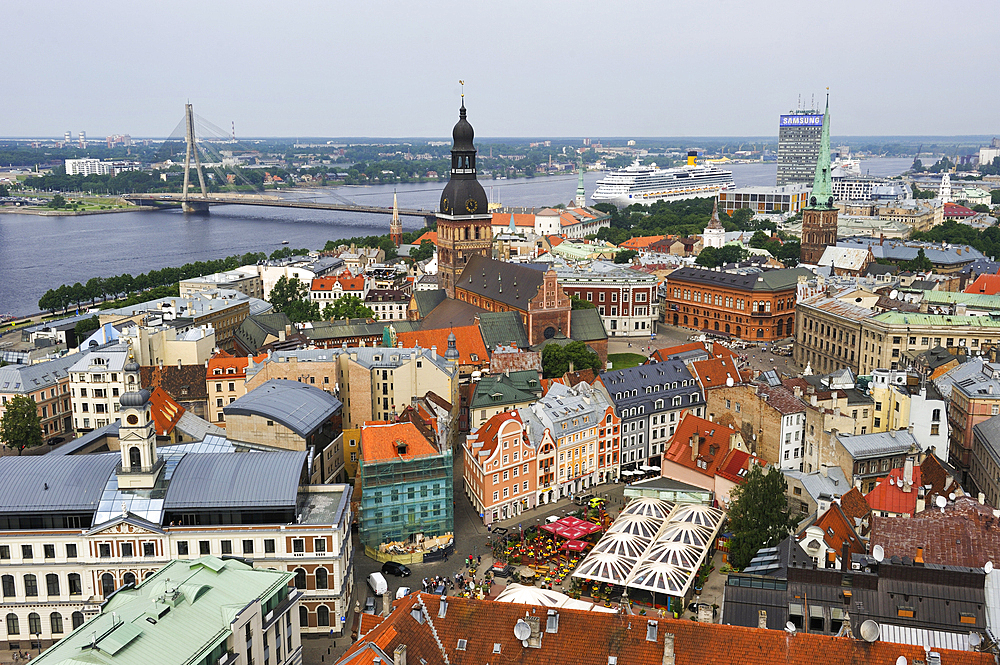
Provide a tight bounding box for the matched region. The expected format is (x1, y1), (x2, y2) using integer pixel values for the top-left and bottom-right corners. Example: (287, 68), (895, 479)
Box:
(34, 557), (292, 665)
(808, 94), (835, 210)
(872, 312), (1000, 327)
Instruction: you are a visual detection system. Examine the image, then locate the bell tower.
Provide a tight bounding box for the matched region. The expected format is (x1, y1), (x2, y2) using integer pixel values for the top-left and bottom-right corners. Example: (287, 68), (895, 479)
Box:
(116, 352), (161, 489)
(390, 190), (403, 247)
(800, 94), (839, 264)
(435, 88), (494, 298)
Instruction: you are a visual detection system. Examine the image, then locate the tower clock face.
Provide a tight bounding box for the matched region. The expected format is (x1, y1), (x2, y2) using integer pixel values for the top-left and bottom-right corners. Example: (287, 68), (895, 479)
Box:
(465, 198), (479, 213)
(126, 414), (138, 425)
(441, 197), (449, 212)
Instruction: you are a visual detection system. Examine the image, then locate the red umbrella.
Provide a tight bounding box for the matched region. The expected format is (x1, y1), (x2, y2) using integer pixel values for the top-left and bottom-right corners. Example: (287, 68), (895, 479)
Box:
(561, 539), (589, 552)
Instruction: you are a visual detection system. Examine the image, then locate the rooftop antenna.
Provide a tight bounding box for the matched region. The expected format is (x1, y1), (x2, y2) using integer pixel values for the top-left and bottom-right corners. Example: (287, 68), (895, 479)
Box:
(231, 121), (236, 143)
(798, 93), (801, 111)
(811, 93), (815, 110)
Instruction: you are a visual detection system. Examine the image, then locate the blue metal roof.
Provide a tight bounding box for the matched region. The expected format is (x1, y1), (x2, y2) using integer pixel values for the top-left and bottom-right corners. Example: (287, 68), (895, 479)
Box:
(223, 379), (342, 437)
(163, 451), (307, 509)
(0, 454), (118, 513)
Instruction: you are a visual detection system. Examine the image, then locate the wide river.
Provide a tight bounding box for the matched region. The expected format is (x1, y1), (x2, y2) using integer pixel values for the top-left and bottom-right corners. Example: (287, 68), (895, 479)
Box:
(0, 158), (913, 317)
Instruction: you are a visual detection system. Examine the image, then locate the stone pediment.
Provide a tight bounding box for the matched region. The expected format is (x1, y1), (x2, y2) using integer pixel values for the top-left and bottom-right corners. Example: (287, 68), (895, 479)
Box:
(86, 513), (164, 537)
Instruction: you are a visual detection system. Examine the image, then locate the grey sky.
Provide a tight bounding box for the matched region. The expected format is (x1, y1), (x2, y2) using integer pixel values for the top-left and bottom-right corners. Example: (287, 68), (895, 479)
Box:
(4, 0), (997, 139)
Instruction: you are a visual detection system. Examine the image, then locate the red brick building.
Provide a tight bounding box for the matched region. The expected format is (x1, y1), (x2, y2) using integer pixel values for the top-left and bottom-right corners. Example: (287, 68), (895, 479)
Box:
(663, 266), (812, 342)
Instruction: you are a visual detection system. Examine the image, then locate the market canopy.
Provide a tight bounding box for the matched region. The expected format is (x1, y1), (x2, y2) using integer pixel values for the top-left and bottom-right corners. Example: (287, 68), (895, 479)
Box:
(561, 539), (590, 552)
(542, 516), (602, 540)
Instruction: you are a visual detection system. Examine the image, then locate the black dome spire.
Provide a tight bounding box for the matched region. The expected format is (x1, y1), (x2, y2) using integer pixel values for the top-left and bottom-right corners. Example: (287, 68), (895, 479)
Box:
(439, 99), (488, 217)
(452, 102), (475, 152)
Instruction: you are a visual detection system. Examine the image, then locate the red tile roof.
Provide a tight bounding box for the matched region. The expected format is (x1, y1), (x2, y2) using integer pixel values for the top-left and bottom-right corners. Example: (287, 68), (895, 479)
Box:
(397, 325), (488, 366)
(206, 351), (268, 380)
(865, 466), (922, 516)
(492, 212), (535, 228)
(312, 271), (366, 292)
(651, 341), (738, 365)
(664, 414), (739, 478)
(467, 410), (523, 460)
(360, 422), (438, 462)
(870, 495), (1000, 567)
(804, 503), (865, 557)
(414, 230), (438, 245)
(690, 356), (744, 390)
(620, 235), (666, 250)
(337, 593), (991, 665)
(547, 235), (566, 247)
(920, 454), (960, 501)
(944, 202), (976, 218)
(838, 487), (873, 536)
(563, 369), (597, 387)
(714, 448), (765, 483)
(148, 386), (184, 436)
(964, 272), (1000, 295)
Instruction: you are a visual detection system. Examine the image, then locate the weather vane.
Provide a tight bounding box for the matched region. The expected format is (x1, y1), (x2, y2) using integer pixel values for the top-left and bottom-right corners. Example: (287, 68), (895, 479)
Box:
(459, 80), (464, 99)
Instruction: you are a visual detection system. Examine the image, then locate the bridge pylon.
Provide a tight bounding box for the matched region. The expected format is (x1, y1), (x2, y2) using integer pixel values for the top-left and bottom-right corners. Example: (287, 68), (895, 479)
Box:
(181, 103), (209, 214)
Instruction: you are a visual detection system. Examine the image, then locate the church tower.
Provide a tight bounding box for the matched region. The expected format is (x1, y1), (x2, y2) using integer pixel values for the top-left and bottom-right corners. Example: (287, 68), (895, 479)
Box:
(702, 198), (726, 249)
(939, 173), (952, 203)
(389, 190), (403, 247)
(435, 94), (493, 297)
(799, 94), (839, 264)
(575, 157), (587, 208)
(116, 352), (161, 489)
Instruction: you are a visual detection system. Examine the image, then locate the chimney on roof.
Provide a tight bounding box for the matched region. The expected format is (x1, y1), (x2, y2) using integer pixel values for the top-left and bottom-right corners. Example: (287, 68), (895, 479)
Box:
(690, 434), (699, 462)
(177, 358), (182, 370)
(793, 385), (802, 399)
(981, 493), (987, 505)
(810, 394), (818, 407)
(758, 610), (767, 629)
(393, 645), (407, 665)
(915, 547), (924, 565)
(820, 464), (829, 478)
(831, 391), (839, 409)
(826, 549), (836, 569)
(903, 457), (914, 492)
(662, 633), (675, 665)
(841, 542), (851, 572)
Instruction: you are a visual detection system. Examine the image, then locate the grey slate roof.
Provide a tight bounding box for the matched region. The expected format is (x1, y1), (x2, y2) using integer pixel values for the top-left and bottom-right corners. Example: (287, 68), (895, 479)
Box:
(839, 237), (985, 266)
(419, 297), (484, 329)
(599, 359), (702, 420)
(836, 430), (919, 460)
(458, 254), (545, 310)
(163, 451), (306, 509)
(234, 311), (292, 354)
(974, 416), (1000, 467)
(478, 311), (529, 351)
(412, 289), (447, 318)
(0, 352), (80, 394)
(570, 308), (607, 342)
(783, 466), (850, 503)
(0, 454), (118, 513)
(667, 266), (813, 292)
(223, 379), (342, 437)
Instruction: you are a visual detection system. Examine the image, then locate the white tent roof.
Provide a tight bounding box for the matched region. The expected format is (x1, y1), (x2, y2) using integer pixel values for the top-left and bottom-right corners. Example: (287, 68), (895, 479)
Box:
(620, 497), (674, 520)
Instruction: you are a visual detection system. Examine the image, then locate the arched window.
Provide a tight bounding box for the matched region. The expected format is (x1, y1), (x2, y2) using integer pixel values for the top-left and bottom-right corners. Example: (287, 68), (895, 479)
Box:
(68, 573), (81, 596)
(101, 573), (116, 597)
(46, 573), (59, 596)
(757, 328), (764, 339)
(28, 612), (41, 635)
(299, 606), (309, 627)
(776, 320), (784, 337)
(50, 612), (63, 634)
(2, 575), (14, 597)
(317, 605), (330, 627)
(129, 446), (142, 471)
(714, 321), (719, 331)
(7, 613), (18, 635)
(24, 574), (37, 597)
(294, 568), (306, 590)
(72, 612), (84, 630)
(725, 324), (731, 334)
(315, 568), (328, 590)
(123, 572), (136, 587)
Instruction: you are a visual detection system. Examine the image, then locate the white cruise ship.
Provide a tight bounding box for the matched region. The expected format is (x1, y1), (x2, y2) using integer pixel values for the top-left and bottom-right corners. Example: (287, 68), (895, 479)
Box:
(592, 152), (735, 206)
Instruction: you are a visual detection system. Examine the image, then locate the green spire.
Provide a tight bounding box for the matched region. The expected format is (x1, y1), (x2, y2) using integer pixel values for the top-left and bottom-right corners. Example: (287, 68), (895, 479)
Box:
(809, 94), (834, 209)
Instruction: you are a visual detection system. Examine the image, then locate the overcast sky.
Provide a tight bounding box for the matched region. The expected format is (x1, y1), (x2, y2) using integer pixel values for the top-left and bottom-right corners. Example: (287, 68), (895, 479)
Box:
(4, 0), (997, 139)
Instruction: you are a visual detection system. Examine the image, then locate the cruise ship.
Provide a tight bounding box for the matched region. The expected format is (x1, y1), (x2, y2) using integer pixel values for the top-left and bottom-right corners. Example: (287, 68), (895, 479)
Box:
(592, 151), (735, 206)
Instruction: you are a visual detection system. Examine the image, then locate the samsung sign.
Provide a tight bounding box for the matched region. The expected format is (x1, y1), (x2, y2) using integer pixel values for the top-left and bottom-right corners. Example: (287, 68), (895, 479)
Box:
(780, 114), (823, 127)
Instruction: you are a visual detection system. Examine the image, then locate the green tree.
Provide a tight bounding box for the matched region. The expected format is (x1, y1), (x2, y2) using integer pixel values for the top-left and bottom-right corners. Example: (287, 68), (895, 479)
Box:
(409, 240), (435, 262)
(726, 465), (798, 570)
(0, 184), (9, 197)
(614, 249), (638, 264)
(49, 194), (66, 209)
(0, 395), (43, 454)
(911, 183), (936, 199)
(322, 295), (375, 321)
(748, 230), (770, 249)
(911, 158), (924, 172)
(268, 276), (310, 314)
(74, 315), (100, 340)
(695, 246), (718, 268)
(541, 341), (602, 378)
(570, 295), (596, 310)
(902, 247), (933, 272)
(973, 204), (990, 214)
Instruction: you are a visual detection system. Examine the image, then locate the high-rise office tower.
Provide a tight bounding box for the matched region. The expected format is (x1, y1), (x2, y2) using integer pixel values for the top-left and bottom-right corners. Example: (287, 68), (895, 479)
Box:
(776, 105), (824, 186)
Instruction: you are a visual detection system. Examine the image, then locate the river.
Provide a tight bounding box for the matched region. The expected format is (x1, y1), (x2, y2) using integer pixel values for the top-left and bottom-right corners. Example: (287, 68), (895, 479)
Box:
(0, 157), (914, 318)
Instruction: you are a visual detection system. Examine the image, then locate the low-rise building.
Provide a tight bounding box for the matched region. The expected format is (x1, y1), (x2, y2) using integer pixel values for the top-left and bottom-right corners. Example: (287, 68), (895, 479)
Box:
(834, 429), (920, 493)
(717, 183), (811, 215)
(205, 350), (268, 424)
(69, 344), (129, 432)
(0, 354), (77, 445)
(467, 370), (542, 431)
(357, 422), (453, 552)
(179, 268), (263, 300)
(248, 256), (343, 300)
(554, 261), (659, 337)
(707, 381), (806, 468)
(463, 410), (537, 525)
(365, 289), (409, 321)
(661, 413), (746, 501)
(28, 557), (301, 664)
(310, 271), (370, 303)
(490, 206), (611, 239)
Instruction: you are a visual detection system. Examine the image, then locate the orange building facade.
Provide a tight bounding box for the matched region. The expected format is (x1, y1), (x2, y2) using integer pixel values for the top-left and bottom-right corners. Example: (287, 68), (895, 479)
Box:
(663, 266), (811, 342)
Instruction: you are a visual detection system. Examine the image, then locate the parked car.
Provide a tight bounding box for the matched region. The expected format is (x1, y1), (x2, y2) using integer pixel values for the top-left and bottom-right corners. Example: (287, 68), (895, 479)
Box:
(382, 561), (411, 577)
(364, 596), (376, 614)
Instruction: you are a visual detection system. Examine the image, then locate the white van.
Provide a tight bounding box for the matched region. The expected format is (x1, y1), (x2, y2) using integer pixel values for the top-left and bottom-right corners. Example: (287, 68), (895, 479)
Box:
(368, 571), (388, 595)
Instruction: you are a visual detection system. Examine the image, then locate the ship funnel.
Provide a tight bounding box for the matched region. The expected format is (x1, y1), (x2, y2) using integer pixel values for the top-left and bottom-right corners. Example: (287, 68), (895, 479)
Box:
(687, 150), (698, 166)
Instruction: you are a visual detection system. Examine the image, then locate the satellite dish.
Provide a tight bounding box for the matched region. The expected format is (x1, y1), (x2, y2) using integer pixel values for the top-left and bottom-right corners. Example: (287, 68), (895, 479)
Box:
(726, 377), (734, 387)
(860, 620), (881, 643)
(873, 545), (885, 562)
(936, 495), (947, 508)
(970, 632), (983, 648)
(986, 561), (994, 574)
(897, 657), (908, 665)
(889, 289), (899, 300)
(949, 493), (957, 501)
(785, 622), (796, 634)
(514, 620), (531, 641)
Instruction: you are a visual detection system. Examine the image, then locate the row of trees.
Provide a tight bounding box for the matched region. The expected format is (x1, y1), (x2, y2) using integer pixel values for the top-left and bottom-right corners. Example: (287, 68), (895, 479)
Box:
(911, 220), (1000, 260)
(37, 251), (267, 313)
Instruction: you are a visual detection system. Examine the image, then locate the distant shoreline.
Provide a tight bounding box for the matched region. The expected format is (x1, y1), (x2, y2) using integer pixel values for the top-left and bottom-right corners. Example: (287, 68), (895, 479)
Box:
(0, 205), (150, 216)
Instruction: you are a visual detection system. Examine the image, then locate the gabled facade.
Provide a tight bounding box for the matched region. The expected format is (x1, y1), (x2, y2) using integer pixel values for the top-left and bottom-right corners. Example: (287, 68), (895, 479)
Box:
(464, 411), (537, 525)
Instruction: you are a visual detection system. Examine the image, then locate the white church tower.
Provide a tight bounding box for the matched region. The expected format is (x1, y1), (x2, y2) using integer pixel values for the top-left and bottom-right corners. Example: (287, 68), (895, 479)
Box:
(939, 173), (952, 203)
(702, 198), (727, 249)
(116, 351), (161, 489)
